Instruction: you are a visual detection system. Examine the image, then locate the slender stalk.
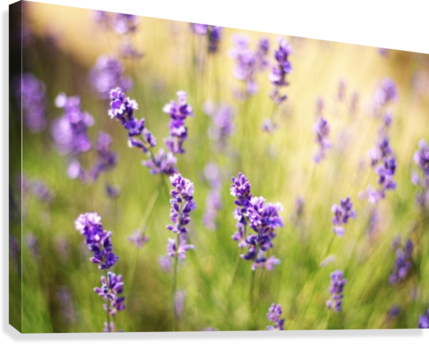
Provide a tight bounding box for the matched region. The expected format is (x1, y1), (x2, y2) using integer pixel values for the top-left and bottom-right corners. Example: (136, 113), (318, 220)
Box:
(105, 269), (111, 332)
(248, 269), (256, 330)
(171, 234), (179, 331)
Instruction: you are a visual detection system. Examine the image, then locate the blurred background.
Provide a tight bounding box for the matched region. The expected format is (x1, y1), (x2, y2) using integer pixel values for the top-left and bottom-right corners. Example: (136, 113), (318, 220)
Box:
(9, 0), (429, 333)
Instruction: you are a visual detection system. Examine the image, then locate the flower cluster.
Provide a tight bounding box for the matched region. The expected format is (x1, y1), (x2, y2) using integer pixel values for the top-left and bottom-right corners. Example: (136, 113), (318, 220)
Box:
(190, 24), (223, 53)
(326, 270), (346, 312)
(331, 197), (356, 237)
(412, 139), (429, 209)
(366, 137), (397, 203)
(230, 173), (284, 270)
(373, 78), (398, 114)
(163, 91), (194, 154)
(418, 309), (429, 328)
(166, 174), (196, 260)
(229, 35), (270, 98)
(93, 11), (139, 35)
(90, 56), (132, 99)
(142, 148), (177, 175)
(14, 73), (47, 132)
(127, 229), (149, 249)
(389, 239), (413, 285)
(269, 37), (293, 104)
(52, 93), (94, 180)
(74, 213), (118, 270)
(90, 132), (117, 181)
(313, 117), (331, 163)
(94, 272), (125, 315)
(266, 303), (285, 330)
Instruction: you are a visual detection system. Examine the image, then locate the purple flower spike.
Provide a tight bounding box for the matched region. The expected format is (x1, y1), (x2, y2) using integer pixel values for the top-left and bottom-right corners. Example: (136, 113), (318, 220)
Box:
(373, 78), (398, 113)
(74, 213), (118, 270)
(94, 271), (125, 315)
(266, 303), (285, 330)
(91, 132), (117, 181)
(418, 309), (429, 328)
(142, 148), (177, 175)
(412, 139), (429, 209)
(331, 197), (356, 237)
(191, 24), (223, 54)
(313, 117), (331, 163)
(269, 37), (292, 104)
(327, 270), (346, 312)
(166, 174), (196, 260)
(229, 35), (270, 99)
(163, 91), (194, 154)
(389, 239), (413, 285)
(114, 13), (139, 35)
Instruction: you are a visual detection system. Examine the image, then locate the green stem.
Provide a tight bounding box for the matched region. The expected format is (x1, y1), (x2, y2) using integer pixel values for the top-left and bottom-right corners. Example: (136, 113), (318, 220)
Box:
(105, 270), (111, 332)
(248, 269), (256, 330)
(171, 234), (179, 331)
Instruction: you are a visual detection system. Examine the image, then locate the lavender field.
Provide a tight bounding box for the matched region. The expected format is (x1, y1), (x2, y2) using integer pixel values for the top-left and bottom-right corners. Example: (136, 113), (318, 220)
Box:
(9, 1), (429, 333)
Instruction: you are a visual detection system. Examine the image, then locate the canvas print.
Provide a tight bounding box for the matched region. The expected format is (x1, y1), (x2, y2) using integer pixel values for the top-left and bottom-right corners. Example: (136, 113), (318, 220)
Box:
(8, 0), (429, 333)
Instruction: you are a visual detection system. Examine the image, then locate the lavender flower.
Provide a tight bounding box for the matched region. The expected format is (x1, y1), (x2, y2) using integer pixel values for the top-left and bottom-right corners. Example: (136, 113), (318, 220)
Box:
(191, 24), (223, 53)
(331, 197), (356, 237)
(229, 35), (270, 98)
(52, 93), (94, 156)
(174, 290), (186, 317)
(313, 117), (331, 163)
(373, 78), (398, 113)
(94, 272), (125, 315)
(57, 286), (77, 325)
(412, 139), (429, 209)
(163, 91), (194, 154)
(105, 183), (121, 199)
(74, 213), (118, 270)
(386, 305), (401, 320)
(231, 173), (284, 270)
(91, 132), (117, 181)
(166, 174), (196, 260)
(337, 79), (346, 101)
(389, 239), (413, 285)
(203, 189), (222, 230)
(90, 56), (132, 99)
(207, 104), (235, 146)
(159, 255), (172, 272)
(127, 229), (149, 249)
(261, 118), (279, 135)
(113, 13), (139, 35)
(14, 74), (47, 132)
(266, 303), (285, 330)
(326, 270), (346, 312)
(418, 309), (429, 328)
(142, 148), (177, 175)
(269, 37), (292, 104)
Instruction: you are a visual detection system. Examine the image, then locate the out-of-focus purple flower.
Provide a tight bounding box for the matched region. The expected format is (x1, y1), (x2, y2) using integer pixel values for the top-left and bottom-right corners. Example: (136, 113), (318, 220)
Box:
(373, 78), (397, 114)
(203, 189), (222, 230)
(337, 79), (346, 101)
(412, 139), (429, 209)
(331, 197), (356, 237)
(229, 35), (270, 99)
(269, 37), (292, 104)
(91, 132), (117, 181)
(315, 97), (324, 117)
(326, 270), (346, 312)
(389, 239), (413, 285)
(386, 305), (401, 320)
(191, 24), (223, 53)
(378, 48), (390, 57)
(166, 174), (196, 260)
(261, 118), (278, 135)
(418, 309), (429, 328)
(74, 213), (118, 270)
(57, 286), (77, 325)
(105, 183), (121, 199)
(174, 290), (186, 317)
(14, 74), (47, 132)
(253, 254), (280, 271)
(266, 303), (285, 330)
(113, 13), (139, 35)
(120, 41), (144, 60)
(313, 117), (331, 163)
(159, 255), (172, 272)
(90, 56), (132, 99)
(190, 23), (207, 35)
(52, 93), (94, 156)
(163, 91), (194, 154)
(349, 92), (359, 115)
(366, 136), (397, 203)
(207, 104), (235, 146)
(142, 148), (177, 175)
(94, 271), (125, 315)
(127, 229), (149, 249)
